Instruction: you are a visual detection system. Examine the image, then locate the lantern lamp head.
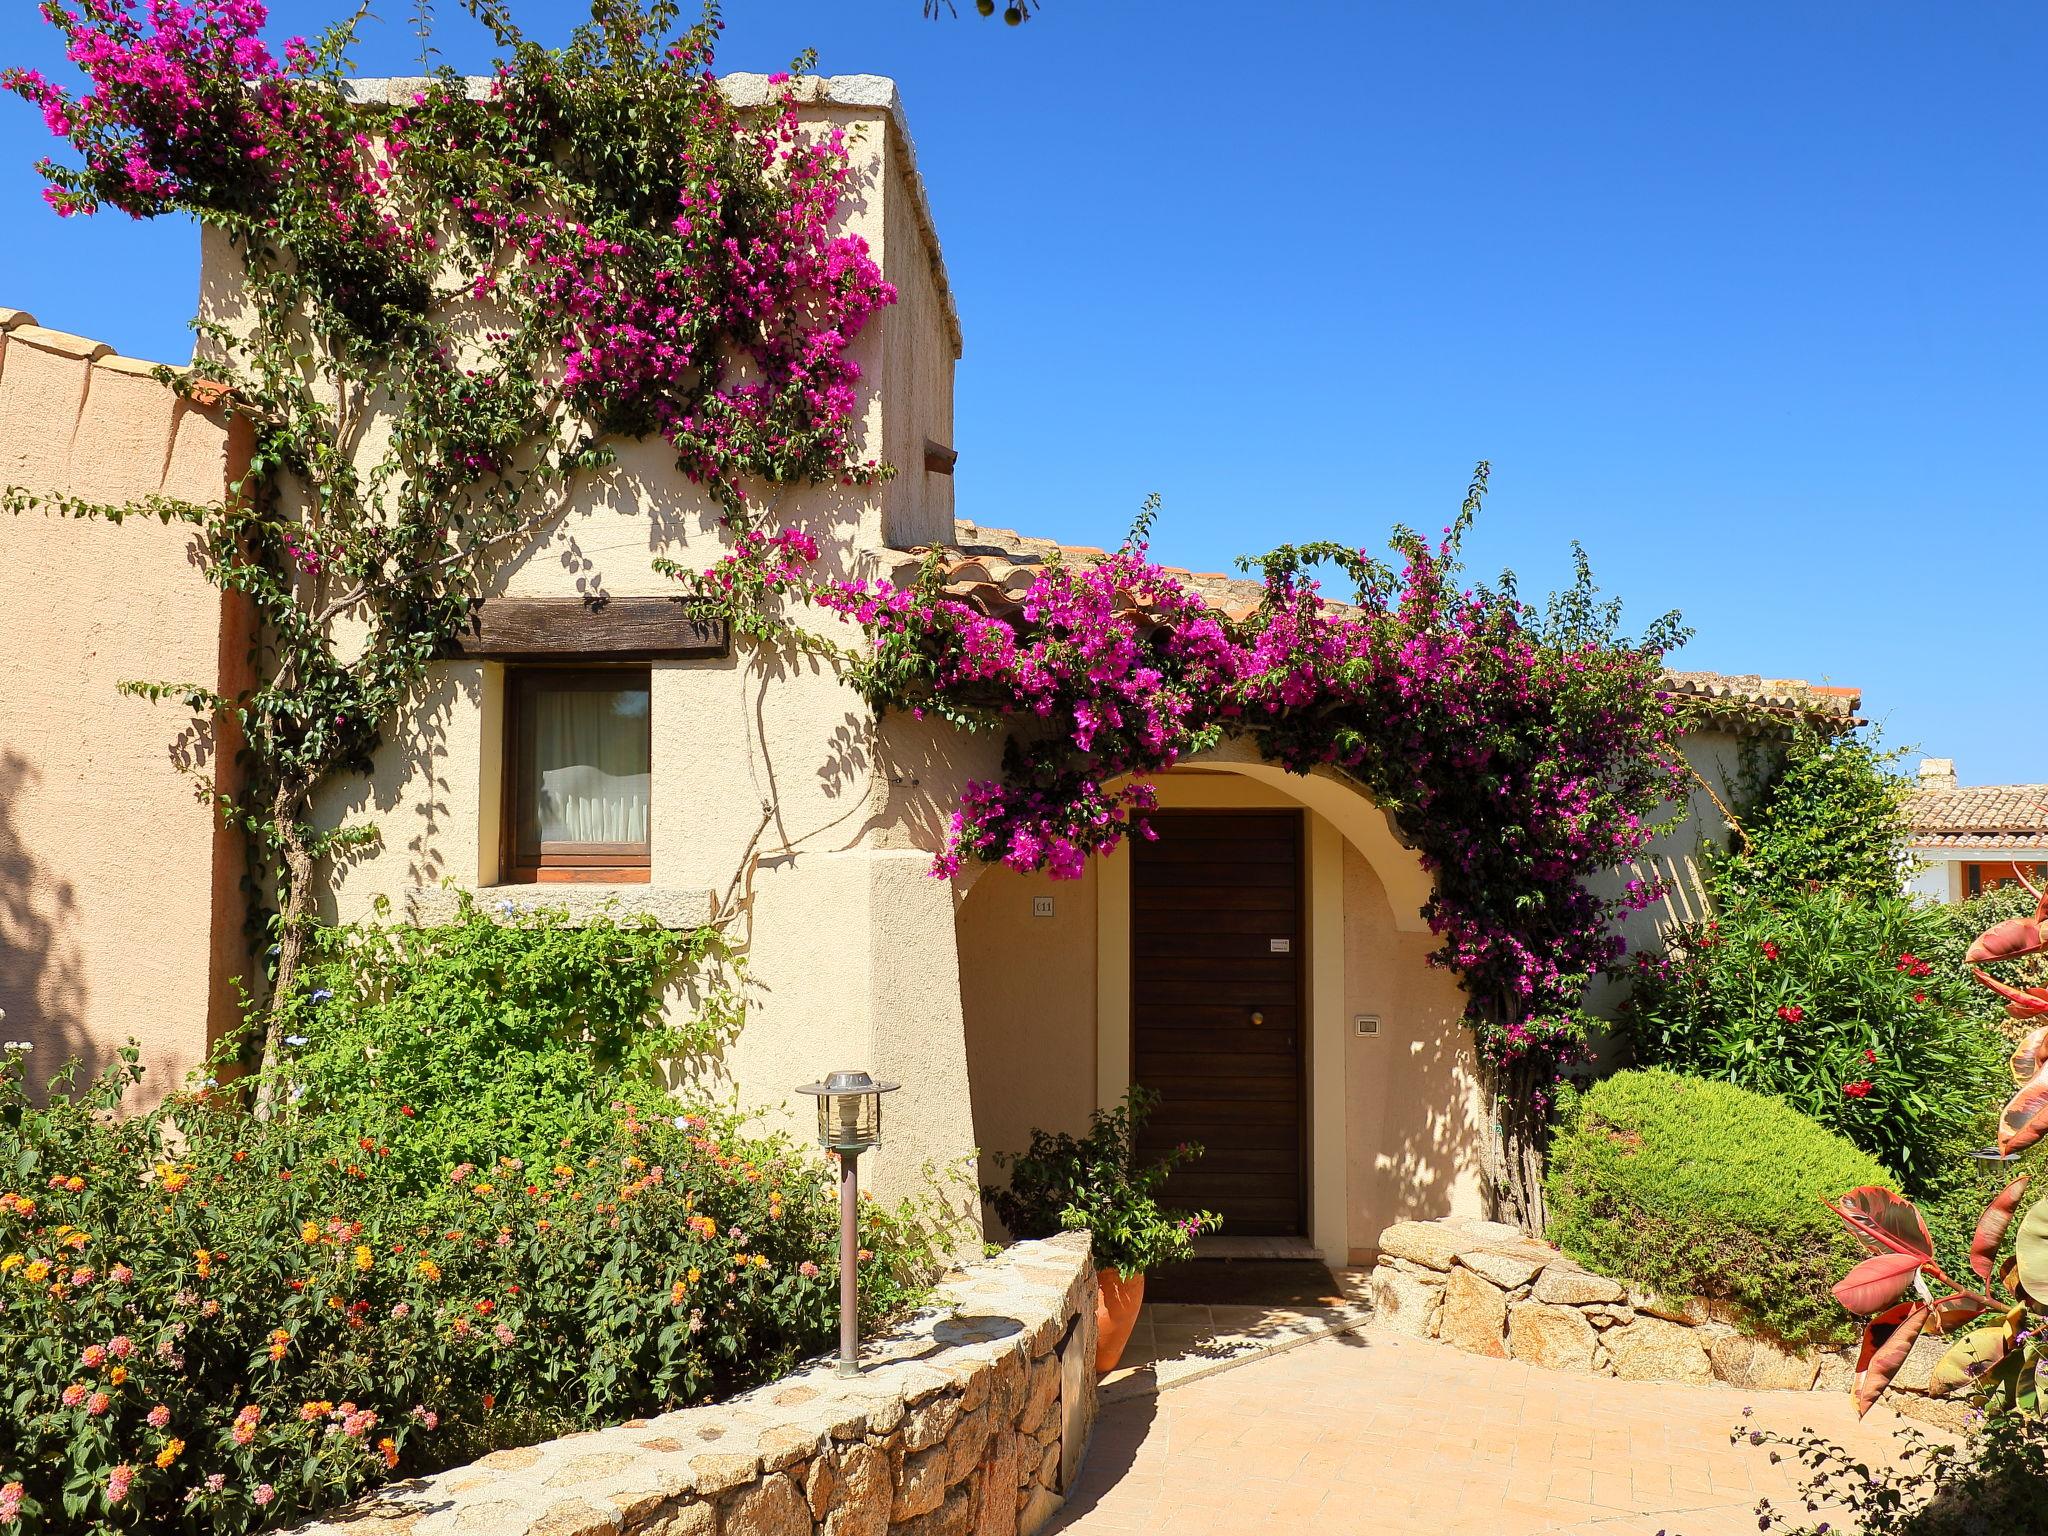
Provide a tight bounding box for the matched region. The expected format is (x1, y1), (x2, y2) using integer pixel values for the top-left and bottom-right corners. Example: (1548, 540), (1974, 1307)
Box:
(796, 1070), (900, 1153)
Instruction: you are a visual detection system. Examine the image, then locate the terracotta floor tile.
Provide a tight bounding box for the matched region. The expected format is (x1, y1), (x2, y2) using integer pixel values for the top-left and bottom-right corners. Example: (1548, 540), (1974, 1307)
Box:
(1054, 1323), (1932, 1536)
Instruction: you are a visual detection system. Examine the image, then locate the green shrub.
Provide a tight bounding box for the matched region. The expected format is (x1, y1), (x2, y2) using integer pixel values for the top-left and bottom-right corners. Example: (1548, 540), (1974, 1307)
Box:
(1623, 887), (2008, 1194)
(269, 896), (737, 1199)
(1545, 1069), (1893, 1346)
(986, 1088), (1220, 1277)
(0, 906), (940, 1536)
(1711, 725), (1914, 906)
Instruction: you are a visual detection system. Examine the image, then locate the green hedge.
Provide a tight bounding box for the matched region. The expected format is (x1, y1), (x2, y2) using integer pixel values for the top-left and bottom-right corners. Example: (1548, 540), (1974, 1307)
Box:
(1545, 1069), (1892, 1346)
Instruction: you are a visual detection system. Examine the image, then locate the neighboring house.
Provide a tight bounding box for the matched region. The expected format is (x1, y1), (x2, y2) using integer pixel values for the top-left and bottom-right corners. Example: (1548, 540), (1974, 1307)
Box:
(1905, 759), (2048, 903)
(0, 75), (1860, 1264)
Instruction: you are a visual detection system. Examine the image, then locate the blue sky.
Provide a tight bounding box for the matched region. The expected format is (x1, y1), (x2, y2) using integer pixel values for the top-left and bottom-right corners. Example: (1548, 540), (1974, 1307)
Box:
(3, 2), (2043, 784)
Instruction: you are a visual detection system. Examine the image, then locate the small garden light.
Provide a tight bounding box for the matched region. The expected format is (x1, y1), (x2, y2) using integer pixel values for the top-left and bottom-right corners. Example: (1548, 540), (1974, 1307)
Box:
(796, 1070), (898, 1374)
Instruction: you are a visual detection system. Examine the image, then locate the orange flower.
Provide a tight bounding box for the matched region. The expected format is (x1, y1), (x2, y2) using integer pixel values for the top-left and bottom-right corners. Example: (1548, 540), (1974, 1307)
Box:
(153, 1438), (184, 1470)
(416, 1258), (441, 1282)
(299, 1220), (322, 1245)
(109, 1365), (127, 1385)
(299, 1400), (333, 1422)
(193, 1250), (213, 1278)
(353, 1245), (373, 1273)
(378, 1436), (399, 1469)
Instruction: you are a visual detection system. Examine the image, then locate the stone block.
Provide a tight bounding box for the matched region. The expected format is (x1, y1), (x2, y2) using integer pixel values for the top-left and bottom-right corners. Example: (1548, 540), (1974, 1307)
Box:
(640, 1502), (716, 1536)
(804, 1454), (835, 1520)
(944, 1407), (992, 1484)
(1440, 1266), (1509, 1359)
(1459, 1245), (1553, 1291)
(1533, 1265), (1626, 1306)
(822, 1443), (888, 1536)
(1814, 1349), (1857, 1393)
(899, 1391), (960, 1454)
(1507, 1301), (1598, 1373)
(890, 1445), (948, 1521)
(1376, 1220), (1469, 1271)
(1582, 1304), (1635, 1328)
(528, 1500), (623, 1536)
(1369, 1263), (1443, 1338)
(721, 1473), (809, 1536)
(1627, 1289), (1710, 1326)
(972, 1431), (1019, 1536)
(898, 1487), (972, 1536)
(1016, 1356), (1059, 1436)
(1708, 1333), (1820, 1392)
(1606, 1315), (1714, 1385)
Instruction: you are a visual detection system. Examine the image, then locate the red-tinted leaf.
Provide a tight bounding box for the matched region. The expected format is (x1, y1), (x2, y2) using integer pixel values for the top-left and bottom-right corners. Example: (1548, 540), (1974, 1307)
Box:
(1832, 1186), (1934, 1259)
(1969, 914), (2045, 965)
(2010, 1027), (2048, 1085)
(1833, 1251), (1927, 1315)
(1971, 1175), (2031, 1282)
(1998, 1067), (2048, 1157)
(1855, 1302), (1914, 1374)
(1855, 1302), (1929, 1417)
(1928, 1291), (1993, 1335)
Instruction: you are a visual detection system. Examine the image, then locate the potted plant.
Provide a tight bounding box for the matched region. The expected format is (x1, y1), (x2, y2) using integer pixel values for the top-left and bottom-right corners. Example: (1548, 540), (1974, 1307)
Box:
(986, 1087), (1221, 1372)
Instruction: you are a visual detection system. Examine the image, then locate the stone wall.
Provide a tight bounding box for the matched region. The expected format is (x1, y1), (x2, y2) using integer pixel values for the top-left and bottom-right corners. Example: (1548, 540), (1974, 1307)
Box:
(295, 1233), (1097, 1536)
(1369, 1218), (1965, 1428)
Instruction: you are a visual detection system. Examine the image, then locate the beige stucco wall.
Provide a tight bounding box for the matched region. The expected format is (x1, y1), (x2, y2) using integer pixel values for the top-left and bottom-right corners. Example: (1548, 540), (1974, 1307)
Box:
(0, 310), (251, 1105)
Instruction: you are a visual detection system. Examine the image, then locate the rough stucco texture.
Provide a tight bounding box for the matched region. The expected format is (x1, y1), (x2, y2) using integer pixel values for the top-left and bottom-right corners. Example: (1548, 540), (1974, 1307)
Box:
(0, 312), (249, 1105)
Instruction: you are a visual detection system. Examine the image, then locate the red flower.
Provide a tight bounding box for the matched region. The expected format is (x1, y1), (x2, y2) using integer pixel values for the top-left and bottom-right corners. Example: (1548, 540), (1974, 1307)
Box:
(1913, 992), (1926, 1004)
(399, 1106), (416, 1118)
(1761, 940), (1780, 962)
(1864, 1048), (1878, 1064)
(1777, 1004), (1804, 1024)
(1843, 1080), (1873, 1099)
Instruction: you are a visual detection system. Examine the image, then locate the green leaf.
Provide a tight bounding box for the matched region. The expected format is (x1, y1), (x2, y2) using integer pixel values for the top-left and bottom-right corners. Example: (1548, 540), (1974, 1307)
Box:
(2015, 1196), (2048, 1300)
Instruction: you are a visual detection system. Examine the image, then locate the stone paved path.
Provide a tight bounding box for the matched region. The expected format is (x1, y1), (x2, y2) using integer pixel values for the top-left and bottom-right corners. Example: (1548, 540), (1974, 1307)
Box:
(1054, 1323), (1927, 1536)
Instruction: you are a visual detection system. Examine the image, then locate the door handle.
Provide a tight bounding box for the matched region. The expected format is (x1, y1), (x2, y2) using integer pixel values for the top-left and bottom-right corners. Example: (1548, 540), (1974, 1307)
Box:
(1250, 1011), (1265, 1028)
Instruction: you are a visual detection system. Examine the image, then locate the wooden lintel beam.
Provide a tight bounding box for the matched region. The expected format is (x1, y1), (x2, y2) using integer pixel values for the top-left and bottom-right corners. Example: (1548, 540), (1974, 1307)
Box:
(923, 440), (958, 475)
(444, 596), (730, 661)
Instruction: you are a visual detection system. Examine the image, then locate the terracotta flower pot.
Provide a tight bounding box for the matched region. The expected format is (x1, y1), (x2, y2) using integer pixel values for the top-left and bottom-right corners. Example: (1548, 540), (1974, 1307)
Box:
(1095, 1267), (1145, 1374)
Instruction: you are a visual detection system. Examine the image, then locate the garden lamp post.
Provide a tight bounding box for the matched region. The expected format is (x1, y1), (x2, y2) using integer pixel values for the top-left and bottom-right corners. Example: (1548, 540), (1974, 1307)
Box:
(797, 1070), (899, 1375)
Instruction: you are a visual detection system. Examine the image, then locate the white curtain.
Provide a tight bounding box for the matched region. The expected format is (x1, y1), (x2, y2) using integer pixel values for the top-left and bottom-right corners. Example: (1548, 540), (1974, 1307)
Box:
(530, 686), (649, 845)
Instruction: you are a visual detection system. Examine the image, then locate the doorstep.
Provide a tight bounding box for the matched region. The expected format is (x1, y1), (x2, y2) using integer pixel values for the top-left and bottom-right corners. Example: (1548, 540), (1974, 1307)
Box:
(1100, 1268), (1374, 1405)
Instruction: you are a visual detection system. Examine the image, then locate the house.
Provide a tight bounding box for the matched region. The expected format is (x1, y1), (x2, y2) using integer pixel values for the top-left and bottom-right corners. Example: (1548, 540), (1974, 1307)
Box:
(1904, 759), (2048, 903)
(0, 75), (1860, 1265)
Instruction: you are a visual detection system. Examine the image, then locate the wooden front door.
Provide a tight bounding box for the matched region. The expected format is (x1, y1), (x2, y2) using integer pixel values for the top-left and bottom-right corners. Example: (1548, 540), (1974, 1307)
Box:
(1130, 809), (1306, 1237)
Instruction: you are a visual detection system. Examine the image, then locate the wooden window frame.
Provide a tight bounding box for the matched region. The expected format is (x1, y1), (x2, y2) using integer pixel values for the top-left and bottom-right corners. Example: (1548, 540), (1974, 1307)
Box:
(501, 666), (652, 884)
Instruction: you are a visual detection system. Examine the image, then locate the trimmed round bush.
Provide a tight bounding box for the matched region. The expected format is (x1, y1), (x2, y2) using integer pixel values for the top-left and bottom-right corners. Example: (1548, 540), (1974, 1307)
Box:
(1545, 1068), (1893, 1346)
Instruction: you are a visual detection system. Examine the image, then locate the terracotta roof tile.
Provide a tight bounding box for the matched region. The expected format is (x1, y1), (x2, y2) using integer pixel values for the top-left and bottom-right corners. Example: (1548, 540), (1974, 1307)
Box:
(1907, 784), (2048, 849)
(890, 521), (1862, 727)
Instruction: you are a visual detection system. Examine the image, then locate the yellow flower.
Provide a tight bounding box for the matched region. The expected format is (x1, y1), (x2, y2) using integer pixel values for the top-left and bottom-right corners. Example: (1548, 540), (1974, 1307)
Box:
(109, 1365), (127, 1385)
(416, 1258), (442, 1283)
(0, 1255), (20, 1274)
(154, 1438), (184, 1470)
(193, 1250), (212, 1278)
(353, 1245), (373, 1273)
(753, 1255), (769, 1269)
(154, 1164), (190, 1194)
(473, 1182), (493, 1196)
(299, 1220), (322, 1245)
(22, 1260), (49, 1285)
(686, 1266), (701, 1284)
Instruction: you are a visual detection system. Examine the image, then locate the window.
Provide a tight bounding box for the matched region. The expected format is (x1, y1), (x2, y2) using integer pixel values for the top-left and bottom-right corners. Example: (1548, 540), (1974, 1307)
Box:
(503, 668), (651, 883)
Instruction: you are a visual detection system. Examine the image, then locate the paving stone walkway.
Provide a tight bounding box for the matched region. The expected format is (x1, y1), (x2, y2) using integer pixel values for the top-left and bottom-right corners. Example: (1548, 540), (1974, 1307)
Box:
(1056, 1322), (1928, 1536)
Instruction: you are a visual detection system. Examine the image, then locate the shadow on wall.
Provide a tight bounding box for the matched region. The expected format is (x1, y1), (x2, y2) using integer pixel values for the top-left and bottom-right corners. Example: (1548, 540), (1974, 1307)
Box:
(1359, 1007), (1485, 1236)
(0, 752), (95, 1099)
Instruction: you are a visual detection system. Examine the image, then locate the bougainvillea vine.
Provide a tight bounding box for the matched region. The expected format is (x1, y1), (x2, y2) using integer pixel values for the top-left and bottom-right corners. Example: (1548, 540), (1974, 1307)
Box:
(685, 472), (1690, 1228)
